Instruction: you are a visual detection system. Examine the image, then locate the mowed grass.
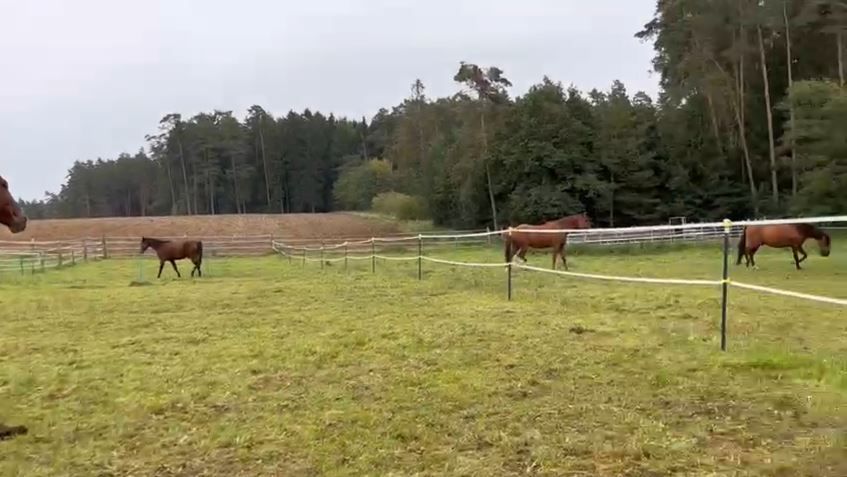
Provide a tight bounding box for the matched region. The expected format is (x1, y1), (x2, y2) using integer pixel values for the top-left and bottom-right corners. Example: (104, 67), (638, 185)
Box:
(0, 243), (846, 476)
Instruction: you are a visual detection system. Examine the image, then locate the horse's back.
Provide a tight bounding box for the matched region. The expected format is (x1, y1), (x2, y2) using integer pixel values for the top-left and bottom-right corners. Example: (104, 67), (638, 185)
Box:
(748, 224), (806, 248)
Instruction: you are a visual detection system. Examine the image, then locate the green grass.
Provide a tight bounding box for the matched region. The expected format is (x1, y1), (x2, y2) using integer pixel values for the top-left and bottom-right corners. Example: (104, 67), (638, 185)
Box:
(1, 244), (846, 476)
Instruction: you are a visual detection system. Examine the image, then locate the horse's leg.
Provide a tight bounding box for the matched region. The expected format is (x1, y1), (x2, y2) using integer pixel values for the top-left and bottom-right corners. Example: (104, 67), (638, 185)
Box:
(518, 246), (528, 263)
(750, 247), (759, 269)
(798, 245), (808, 264)
(157, 260), (164, 278)
(560, 245), (568, 271)
(170, 260), (181, 278)
(792, 247), (803, 270)
(551, 248), (558, 270)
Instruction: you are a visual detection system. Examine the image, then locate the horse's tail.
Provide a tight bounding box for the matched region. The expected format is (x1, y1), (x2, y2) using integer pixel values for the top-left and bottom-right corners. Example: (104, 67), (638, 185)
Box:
(735, 226), (747, 265)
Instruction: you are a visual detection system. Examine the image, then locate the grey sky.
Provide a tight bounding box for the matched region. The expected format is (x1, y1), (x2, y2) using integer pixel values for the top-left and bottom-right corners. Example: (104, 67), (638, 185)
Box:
(1, 0), (658, 201)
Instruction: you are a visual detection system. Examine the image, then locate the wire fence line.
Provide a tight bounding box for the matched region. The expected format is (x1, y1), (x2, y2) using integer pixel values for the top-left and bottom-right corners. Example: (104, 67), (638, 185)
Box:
(273, 214), (846, 351)
(7, 214), (842, 263)
(3, 215), (845, 310)
(513, 264), (723, 287)
(273, 235), (847, 309)
(729, 281), (847, 306)
(0, 242), (95, 275)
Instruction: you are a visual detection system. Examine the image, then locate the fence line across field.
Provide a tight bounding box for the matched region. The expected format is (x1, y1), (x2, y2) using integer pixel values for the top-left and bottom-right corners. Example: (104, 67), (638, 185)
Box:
(417, 214), (847, 238)
(4, 215), (846, 340)
(0, 246), (90, 275)
(514, 263), (723, 287)
(7, 214), (842, 260)
(730, 281), (847, 306)
(272, 214), (846, 352)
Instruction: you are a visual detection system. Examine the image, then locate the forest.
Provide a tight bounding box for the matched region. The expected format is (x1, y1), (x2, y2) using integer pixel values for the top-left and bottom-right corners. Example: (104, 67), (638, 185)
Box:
(19, 0), (847, 228)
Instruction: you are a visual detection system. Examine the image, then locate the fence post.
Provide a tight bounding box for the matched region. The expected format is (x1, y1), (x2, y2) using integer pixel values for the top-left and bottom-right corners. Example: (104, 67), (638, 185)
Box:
(40, 255), (45, 273)
(371, 238), (376, 273)
(58, 252), (63, 268)
(72, 251), (76, 265)
(507, 227), (513, 301)
(344, 243), (348, 272)
(83, 239), (88, 261)
(302, 248), (306, 267)
(19, 256), (24, 275)
(417, 234), (423, 280)
(486, 227), (491, 246)
(720, 219), (731, 351)
(102, 236), (108, 259)
(320, 242), (325, 270)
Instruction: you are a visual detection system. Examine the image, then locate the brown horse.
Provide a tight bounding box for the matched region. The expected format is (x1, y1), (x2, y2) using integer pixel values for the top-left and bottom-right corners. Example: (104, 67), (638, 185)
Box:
(0, 175), (28, 440)
(141, 237), (204, 278)
(504, 213), (592, 270)
(0, 175), (27, 234)
(736, 223), (831, 270)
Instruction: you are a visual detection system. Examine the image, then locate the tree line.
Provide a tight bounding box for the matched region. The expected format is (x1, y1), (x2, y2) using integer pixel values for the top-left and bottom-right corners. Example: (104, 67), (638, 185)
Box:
(20, 0), (847, 227)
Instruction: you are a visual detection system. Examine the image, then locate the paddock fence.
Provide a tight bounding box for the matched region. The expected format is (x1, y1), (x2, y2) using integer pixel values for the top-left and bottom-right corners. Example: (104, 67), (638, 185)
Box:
(0, 228), (493, 274)
(272, 215), (847, 351)
(0, 239), (98, 275)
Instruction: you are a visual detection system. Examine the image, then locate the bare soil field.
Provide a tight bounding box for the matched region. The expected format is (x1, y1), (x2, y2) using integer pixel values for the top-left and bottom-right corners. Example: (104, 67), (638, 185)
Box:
(0, 213), (401, 242)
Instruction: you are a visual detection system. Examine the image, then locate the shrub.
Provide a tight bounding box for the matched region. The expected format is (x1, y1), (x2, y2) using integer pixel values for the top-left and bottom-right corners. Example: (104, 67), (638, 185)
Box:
(371, 192), (429, 220)
(333, 159), (394, 210)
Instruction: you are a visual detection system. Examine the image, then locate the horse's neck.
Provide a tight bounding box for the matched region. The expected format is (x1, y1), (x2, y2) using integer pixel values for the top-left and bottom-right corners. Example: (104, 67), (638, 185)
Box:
(798, 224), (824, 239)
(147, 239), (169, 249)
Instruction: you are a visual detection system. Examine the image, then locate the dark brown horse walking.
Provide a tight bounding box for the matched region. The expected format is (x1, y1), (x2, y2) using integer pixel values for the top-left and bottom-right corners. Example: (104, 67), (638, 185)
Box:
(736, 223), (831, 270)
(0, 175), (29, 440)
(141, 237), (204, 278)
(504, 213), (592, 270)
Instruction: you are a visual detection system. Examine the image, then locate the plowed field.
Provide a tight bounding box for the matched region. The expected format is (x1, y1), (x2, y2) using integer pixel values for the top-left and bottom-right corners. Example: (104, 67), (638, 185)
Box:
(0, 213), (400, 241)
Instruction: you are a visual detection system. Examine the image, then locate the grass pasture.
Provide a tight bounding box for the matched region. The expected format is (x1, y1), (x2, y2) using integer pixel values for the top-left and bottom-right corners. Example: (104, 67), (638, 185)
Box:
(1, 243), (846, 476)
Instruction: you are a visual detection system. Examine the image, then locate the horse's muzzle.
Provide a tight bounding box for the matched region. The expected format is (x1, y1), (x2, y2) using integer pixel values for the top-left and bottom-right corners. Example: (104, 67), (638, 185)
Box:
(8, 216), (27, 234)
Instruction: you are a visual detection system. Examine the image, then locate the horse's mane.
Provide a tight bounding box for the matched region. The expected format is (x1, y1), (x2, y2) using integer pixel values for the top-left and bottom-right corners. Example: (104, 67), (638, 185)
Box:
(141, 237), (170, 245)
(795, 223), (828, 241)
(551, 213), (587, 225)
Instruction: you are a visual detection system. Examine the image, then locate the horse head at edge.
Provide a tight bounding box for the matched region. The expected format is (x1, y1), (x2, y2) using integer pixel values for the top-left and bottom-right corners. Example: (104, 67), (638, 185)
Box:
(817, 230), (832, 257)
(0, 175), (27, 234)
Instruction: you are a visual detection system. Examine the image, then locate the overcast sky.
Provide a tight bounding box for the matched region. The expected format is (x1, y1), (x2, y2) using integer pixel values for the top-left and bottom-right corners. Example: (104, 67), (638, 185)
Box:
(1, 0), (658, 201)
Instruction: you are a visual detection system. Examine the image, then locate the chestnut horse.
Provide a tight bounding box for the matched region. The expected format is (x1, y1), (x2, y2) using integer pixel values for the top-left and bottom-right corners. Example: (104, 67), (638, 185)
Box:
(736, 223), (831, 270)
(504, 213), (592, 270)
(141, 237), (204, 278)
(0, 175), (27, 234)
(0, 175), (29, 440)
